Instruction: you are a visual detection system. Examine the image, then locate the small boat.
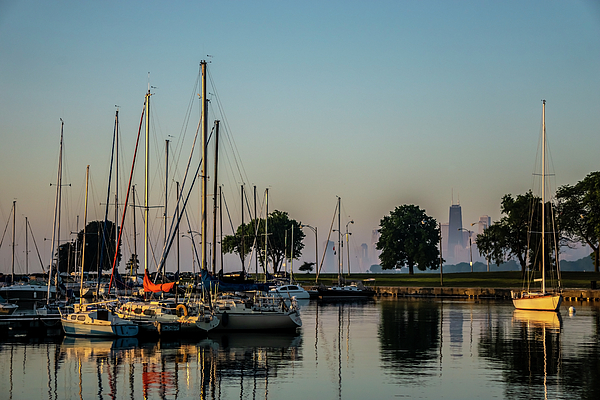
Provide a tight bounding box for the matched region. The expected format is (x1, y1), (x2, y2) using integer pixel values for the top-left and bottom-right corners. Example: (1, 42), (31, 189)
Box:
(0, 294), (18, 315)
(212, 295), (302, 331)
(269, 284), (310, 300)
(316, 281), (376, 300)
(60, 303), (139, 338)
(512, 100), (562, 312)
(116, 298), (219, 334)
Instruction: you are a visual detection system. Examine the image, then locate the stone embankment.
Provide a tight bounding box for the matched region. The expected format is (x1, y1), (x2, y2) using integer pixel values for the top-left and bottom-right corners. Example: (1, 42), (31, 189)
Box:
(375, 286), (600, 301)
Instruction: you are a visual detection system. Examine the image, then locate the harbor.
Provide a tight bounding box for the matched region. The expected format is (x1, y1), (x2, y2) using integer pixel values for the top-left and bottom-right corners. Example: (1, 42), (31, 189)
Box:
(1, 298), (599, 400)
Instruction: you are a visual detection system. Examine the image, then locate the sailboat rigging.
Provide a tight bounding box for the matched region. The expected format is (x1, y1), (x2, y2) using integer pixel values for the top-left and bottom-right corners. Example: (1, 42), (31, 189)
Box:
(512, 100), (563, 311)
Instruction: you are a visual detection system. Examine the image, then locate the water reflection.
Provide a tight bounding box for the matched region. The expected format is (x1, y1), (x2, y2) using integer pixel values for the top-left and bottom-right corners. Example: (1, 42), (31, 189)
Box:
(2, 299), (600, 399)
(378, 299), (440, 378)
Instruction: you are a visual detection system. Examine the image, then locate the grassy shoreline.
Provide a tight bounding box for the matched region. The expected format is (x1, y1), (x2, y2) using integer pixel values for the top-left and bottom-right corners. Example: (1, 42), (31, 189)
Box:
(290, 271), (600, 290)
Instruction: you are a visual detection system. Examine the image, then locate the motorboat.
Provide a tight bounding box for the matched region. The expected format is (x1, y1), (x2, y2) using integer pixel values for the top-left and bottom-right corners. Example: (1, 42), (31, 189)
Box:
(212, 295), (302, 331)
(269, 284), (310, 300)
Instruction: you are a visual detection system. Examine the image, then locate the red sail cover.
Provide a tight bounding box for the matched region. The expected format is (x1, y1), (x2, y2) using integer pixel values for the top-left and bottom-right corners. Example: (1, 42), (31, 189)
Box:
(143, 270), (175, 293)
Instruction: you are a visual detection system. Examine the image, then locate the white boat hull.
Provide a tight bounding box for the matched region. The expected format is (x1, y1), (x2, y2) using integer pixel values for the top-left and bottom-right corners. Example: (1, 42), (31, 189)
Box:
(62, 320), (138, 337)
(61, 307), (139, 338)
(512, 292), (562, 311)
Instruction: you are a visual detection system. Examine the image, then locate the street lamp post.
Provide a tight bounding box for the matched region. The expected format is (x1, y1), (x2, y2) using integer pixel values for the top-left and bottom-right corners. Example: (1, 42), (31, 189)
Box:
(345, 220), (354, 276)
(458, 227), (473, 272)
(301, 224), (318, 275)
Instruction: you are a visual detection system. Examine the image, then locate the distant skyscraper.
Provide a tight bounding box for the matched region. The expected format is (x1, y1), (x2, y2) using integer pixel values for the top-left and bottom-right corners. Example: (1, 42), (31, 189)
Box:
(371, 229), (381, 265)
(360, 243), (368, 271)
(477, 215), (491, 234)
(448, 204), (464, 249)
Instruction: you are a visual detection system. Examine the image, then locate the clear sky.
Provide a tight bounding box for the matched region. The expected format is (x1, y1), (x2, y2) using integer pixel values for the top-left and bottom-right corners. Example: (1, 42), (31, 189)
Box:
(1, 1), (599, 274)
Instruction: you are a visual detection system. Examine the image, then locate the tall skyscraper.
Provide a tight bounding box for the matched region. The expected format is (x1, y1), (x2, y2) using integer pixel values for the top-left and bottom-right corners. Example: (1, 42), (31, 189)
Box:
(477, 215), (491, 234)
(448, 204), (464, 249)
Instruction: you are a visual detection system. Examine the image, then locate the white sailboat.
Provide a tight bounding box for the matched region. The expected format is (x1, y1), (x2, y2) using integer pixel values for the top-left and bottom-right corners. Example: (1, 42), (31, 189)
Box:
(60, 302), (138, 337)
(512, 100), (563, 312)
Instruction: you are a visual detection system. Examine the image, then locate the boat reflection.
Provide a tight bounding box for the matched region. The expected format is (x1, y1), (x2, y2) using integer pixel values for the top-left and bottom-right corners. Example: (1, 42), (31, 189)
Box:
(512, 309), (563, 331)
(51, 329), (301, 399)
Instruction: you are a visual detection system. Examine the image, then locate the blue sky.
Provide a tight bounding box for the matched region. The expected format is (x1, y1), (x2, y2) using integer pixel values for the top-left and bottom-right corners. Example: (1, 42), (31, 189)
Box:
(1, 1), (599, 274)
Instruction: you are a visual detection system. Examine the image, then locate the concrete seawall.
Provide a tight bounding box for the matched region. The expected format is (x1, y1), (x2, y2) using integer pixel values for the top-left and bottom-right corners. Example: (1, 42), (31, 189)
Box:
(375, 286), (600, 301)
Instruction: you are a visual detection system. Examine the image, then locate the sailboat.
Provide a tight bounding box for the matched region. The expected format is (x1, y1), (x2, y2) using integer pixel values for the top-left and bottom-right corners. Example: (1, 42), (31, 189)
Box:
(60, 166), (139, 338)
(317, 197), (375, 300)
(512, 100), (563, 312)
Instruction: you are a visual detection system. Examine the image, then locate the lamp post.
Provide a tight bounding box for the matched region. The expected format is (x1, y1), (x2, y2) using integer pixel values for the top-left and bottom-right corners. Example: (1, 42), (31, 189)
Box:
(301, 224), (318, 275)
(458, 227), (473, 272)
(345, 220), (354, 276)
(182, 230), (201, 275)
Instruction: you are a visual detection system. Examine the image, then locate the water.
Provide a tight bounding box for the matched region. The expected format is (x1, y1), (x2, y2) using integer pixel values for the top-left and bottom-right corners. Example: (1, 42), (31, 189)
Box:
(0, 298), (598, 399)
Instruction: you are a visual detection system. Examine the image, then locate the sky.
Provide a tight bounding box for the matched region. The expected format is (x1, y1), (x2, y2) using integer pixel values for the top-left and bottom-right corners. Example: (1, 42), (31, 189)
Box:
(1, 1), (599, 275)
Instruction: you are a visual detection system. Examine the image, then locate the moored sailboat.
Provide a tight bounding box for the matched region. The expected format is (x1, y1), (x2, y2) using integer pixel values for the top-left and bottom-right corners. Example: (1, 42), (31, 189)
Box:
(512, 100), (562, 311)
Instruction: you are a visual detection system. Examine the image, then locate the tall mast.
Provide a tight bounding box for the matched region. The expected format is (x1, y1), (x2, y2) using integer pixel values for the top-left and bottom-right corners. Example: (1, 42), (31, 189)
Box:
(80, 165), (89, 305)
(11, 201), (15, 283)
(164, 139), (169, 276)
(47, 120), (64, 304)
(541, 99), (546, 293)
(241, 185), (245, 270)
(25, 216), (28, 275)
(201, 60), (208, 271)
(115, 109), (119, 263)
(212, 120), (220, 274)
(145, 90), (151, 272)
(337, 196), (341, 286)
(264, 188), (269, 280)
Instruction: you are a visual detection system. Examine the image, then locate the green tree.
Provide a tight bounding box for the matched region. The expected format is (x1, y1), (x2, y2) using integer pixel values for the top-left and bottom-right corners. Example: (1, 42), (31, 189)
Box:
(556, 171), (600, 272)
(57, 241), (77, 274)
(475, 191), (556, 277)
(222, 210), (305, 274)
(76, 220), (120, 273)
(298, 261), (315, 273)
(376, 205), (440, 275)
(126, 253), (140, 276)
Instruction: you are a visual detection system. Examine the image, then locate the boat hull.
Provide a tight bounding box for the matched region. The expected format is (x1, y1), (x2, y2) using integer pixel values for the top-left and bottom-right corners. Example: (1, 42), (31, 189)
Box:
(512, 292), (562, 311)
(62, 319), (138, 337)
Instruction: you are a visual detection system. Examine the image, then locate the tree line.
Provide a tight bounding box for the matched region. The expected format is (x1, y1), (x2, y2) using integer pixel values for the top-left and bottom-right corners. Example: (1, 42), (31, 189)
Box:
(376, 171), (600, 275)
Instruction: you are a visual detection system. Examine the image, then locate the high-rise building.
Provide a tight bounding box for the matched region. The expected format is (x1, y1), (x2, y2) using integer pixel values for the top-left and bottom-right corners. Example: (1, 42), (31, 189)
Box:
(477, 215), (491, 234)
(448, 204), (464, 249)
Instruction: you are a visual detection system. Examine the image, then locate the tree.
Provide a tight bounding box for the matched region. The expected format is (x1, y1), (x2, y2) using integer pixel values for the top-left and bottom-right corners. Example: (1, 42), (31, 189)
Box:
(126, 253), (140, 276)
(298, 262), (315, 273)
(222, 210), (305, 274)
(556, 171), (600, 272)
(57, 241), (77, 274)
(76, 220), (121, 273)
(376, 205), (439, 275)
(475, 191), (556, 277)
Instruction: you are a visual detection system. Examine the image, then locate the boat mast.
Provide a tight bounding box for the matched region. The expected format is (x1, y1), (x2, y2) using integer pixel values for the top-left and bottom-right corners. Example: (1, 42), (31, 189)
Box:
(11, 201), (15, 283)
(541, 99), (546, 293)
(25, 216), (28, 275)
(201, 60), (208, 271)
(164, 139), (169, 275)
(145, 89), (151, 274)
(80, 165), (89, 305)
(337, 196), (341, 286)
(212, 120), (220, 274)
(265, 188), (269, 280)
(47, 120), (64, 304)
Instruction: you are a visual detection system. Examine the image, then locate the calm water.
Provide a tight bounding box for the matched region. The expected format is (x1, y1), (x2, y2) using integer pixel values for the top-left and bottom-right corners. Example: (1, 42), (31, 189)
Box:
(0, 298), (598, 400)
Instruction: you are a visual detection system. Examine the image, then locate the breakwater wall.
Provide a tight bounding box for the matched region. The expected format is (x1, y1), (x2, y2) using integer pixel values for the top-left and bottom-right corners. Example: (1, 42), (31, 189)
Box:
(375, 286), (600, 301)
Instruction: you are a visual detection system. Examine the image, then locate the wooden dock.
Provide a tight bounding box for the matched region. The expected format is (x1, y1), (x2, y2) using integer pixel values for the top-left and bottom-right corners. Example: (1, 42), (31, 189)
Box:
(0, 313), (63, 338)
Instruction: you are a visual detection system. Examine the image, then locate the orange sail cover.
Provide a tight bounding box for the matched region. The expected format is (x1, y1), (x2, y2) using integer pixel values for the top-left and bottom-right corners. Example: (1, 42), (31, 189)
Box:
(143, 270), (175, 293)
